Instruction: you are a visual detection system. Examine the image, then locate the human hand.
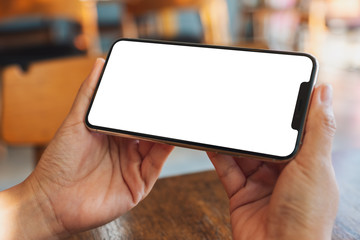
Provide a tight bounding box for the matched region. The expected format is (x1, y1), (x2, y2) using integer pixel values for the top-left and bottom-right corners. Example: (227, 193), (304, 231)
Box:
(3, 58), (174, 239)
(207, 84), (338, 240)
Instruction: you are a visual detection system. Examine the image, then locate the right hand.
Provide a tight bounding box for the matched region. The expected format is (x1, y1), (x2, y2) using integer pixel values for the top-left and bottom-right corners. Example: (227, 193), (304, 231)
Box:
(208, 84), (339, 240)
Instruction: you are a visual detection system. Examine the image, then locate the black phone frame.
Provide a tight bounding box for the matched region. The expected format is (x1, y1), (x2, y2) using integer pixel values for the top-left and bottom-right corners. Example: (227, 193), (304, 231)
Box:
(85, 38), (318, 162)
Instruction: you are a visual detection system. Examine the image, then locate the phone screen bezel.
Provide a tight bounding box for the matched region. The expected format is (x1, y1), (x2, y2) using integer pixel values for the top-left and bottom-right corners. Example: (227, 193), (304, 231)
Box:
(85, 38), (318, 162)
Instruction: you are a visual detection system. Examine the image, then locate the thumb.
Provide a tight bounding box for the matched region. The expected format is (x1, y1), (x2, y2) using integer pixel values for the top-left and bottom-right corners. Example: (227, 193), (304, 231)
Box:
(297, 83), (336, 165)
(69, 58), (105, 121)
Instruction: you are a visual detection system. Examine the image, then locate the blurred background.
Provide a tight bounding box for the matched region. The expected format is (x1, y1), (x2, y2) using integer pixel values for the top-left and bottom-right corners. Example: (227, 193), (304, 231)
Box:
(0, 0), (359, 190)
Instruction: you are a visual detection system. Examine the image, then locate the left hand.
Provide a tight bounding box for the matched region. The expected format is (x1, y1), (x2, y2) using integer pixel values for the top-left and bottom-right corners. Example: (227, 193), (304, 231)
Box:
(24, 58), (174, 237)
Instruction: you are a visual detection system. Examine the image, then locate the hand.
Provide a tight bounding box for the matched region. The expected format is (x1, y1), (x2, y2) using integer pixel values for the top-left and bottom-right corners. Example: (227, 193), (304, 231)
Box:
(0, 58), (174, 239)
(207, 84), (338, 240)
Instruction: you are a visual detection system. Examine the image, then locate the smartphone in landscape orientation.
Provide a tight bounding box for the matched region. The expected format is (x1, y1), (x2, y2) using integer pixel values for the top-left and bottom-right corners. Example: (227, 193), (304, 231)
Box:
(86, 38), (318, 162)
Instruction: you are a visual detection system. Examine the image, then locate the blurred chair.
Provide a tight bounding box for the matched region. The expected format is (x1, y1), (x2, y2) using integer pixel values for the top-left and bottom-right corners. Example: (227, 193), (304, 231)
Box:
(0, 56), (98, 162)
(122, 0), (231, 44)
(0, 0), (100, 69)
(239, 0), (303, 50)
(0, 16), (84, 70)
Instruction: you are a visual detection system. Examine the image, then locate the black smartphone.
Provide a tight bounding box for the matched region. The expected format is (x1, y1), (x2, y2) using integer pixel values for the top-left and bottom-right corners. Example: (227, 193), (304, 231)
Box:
(85, 38), (318, 162)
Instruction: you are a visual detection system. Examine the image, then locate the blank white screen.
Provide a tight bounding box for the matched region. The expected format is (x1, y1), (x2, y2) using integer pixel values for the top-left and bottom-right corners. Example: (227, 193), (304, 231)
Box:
(88, 40), (314, 157)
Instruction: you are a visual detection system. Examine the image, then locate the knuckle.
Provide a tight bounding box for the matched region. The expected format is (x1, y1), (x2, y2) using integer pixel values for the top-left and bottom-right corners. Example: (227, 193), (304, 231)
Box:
(219, 163), (238, 179)
(321, 111), (337, 136)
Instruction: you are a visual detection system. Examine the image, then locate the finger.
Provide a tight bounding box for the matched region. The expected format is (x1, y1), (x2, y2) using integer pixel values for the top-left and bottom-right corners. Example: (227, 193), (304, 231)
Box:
(207, 152), (246, 198)
(69, 58), (105, 121)
(118, 138), (145, 203)
(141, 143), (174, 192)
(229, 163), (279, 213)
(233, 157), (262, 177)
(138, 140), (155, 159)
(298, 84), (336, 165)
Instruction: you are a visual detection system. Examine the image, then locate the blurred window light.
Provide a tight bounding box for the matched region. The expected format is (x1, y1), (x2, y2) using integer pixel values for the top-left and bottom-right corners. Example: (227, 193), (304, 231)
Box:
(328, 0), (360, 18)
(265, 0), (297, 10)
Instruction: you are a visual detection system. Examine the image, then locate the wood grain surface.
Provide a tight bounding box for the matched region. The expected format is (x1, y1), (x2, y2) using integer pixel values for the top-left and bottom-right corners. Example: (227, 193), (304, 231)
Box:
(69, 170), (232, 240)
(332, 150), (360, 240)
(68, 150), (360, 240)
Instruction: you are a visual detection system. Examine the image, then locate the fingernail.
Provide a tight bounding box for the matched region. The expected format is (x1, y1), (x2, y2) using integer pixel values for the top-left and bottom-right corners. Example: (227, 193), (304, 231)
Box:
(320, 84), (333, 105)
(95, 58), (105, 65)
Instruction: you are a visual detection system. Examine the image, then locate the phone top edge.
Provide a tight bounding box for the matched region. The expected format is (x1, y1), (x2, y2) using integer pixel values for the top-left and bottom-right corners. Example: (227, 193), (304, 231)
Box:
(115, 38), (319, 60)
(113, 38), (319, 88)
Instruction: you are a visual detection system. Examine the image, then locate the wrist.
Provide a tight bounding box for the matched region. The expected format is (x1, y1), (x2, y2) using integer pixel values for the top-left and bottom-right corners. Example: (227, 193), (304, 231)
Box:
(0, 176), (66, 240)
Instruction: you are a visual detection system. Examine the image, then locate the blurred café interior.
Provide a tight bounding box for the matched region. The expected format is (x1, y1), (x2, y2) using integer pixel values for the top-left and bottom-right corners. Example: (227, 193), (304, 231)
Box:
(0, 0), (360, 238)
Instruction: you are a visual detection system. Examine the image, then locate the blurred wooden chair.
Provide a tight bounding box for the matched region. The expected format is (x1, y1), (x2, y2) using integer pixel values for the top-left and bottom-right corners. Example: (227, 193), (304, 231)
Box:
(0, 56), (98, 162)
(0, 0), (101, 56)
(122, 0), (231, 44)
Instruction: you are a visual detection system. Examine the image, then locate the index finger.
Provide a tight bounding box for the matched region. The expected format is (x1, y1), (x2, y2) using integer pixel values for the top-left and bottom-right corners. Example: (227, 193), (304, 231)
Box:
(207, 152), (247, 198)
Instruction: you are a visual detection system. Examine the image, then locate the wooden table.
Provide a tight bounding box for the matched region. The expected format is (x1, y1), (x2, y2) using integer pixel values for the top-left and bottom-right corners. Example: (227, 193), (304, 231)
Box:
(69, 150), (360, 240)
(69, 170), (231, 240)
(332, 149), (360, 240)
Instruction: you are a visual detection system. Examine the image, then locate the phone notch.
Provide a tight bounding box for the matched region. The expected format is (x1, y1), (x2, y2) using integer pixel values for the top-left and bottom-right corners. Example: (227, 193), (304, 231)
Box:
(292, 81), (311, 131)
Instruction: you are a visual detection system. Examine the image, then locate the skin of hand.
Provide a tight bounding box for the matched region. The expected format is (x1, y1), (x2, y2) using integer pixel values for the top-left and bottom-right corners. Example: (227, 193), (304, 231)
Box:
(0, 58), (174, 239)
(207, 84), (338, 240)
